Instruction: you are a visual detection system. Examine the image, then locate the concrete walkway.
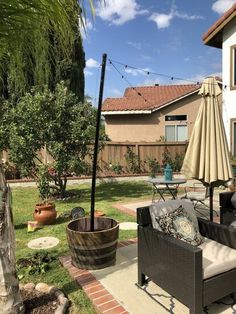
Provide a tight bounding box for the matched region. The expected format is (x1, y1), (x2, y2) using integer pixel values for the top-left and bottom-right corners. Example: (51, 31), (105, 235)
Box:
(61, 241), (236, 314)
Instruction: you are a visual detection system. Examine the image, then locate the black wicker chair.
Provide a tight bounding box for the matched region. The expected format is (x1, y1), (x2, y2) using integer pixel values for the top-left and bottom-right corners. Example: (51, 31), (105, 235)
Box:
(137, 205), (236, 314)
(219, 191), (236, 225)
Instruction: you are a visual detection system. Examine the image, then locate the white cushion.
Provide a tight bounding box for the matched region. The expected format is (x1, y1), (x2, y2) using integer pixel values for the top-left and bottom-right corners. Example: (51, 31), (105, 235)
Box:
(186, 192), (206, 201)
(199, 237), (236, 279)
(149, 199), (198, 231)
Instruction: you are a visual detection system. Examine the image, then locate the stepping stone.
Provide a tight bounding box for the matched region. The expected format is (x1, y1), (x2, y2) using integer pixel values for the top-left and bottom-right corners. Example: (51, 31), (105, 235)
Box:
(119, 222), (137, 230)
(27, 237), (59, 249)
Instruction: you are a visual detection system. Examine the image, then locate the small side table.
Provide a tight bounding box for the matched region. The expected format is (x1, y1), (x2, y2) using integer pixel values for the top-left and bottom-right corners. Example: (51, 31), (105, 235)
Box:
(148, 178), (186, 202)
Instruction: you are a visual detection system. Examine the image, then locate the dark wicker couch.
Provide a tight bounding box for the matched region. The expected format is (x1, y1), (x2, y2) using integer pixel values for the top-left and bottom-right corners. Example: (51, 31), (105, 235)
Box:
(137, 205), (236, 314)
(219, 191), (236, 225)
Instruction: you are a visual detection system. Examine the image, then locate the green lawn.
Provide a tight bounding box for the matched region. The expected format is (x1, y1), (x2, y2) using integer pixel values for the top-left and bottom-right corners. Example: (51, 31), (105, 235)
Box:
(13, 180), (151, 313)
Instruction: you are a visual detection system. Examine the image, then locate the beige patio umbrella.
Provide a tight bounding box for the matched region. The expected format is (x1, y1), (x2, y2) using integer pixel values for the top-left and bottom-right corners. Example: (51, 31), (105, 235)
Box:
(181, 76), (232, 221)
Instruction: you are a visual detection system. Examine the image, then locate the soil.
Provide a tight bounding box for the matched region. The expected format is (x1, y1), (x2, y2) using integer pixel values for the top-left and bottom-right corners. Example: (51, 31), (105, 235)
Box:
(21, 289), (60, 314)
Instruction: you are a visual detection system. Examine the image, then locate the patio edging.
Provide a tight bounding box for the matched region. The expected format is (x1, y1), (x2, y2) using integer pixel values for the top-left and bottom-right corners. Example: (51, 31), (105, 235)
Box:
(59, 238), (137, 314)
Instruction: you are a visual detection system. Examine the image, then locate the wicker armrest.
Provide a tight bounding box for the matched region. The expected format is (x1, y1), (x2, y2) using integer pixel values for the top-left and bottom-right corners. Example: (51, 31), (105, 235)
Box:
(198, 217), (236, 249)
(219, 191), (234, 208)
(138, 225), (202, 288)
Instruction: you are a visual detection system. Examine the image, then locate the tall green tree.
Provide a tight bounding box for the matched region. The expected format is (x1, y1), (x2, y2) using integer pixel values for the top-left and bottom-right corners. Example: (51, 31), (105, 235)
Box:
(0, 0), (94, 100)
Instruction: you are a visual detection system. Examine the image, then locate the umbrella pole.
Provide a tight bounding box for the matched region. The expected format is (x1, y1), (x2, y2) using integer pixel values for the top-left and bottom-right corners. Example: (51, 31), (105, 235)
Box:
(209, 186), (214, 221)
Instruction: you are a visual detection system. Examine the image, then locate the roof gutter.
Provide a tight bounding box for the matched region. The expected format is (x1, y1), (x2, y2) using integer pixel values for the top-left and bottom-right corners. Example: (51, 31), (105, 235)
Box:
(102, 110), (152, 115)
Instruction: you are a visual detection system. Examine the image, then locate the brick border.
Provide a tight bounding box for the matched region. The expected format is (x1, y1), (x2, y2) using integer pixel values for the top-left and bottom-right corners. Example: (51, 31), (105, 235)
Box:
(59, 239), (137, 314)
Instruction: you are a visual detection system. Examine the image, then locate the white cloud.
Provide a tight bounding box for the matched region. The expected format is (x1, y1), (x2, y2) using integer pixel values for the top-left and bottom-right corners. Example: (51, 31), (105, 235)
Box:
(127, 41), (142, 50)
(174, 11), (204, 21)
(142, 78), (162, 86)
(174, 72), (222, 85)
(149, 12), (173, 29)
(86, 58), (100, 68)
(125, 67), (150, 76)
(84, 69), (93, 77)
(149, 5), (203, 29)
(212, 0), (236, 14)
(96, 0), (148, 25)
(79, 17), (94, 39)
(110, 88), (123, 97)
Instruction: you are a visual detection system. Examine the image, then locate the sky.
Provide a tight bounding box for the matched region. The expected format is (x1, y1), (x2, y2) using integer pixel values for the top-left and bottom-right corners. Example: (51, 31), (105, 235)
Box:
(83, 0), (236, 104)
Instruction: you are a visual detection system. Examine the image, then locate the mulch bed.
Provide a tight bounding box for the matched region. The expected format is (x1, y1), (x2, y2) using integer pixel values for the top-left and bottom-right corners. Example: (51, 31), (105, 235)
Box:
(21, 289), (60, 314)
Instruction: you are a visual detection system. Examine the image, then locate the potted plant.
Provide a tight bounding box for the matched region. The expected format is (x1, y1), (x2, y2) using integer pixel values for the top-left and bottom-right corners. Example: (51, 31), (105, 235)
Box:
(67, 54), (119, 270)
(34, 164), (57, 225)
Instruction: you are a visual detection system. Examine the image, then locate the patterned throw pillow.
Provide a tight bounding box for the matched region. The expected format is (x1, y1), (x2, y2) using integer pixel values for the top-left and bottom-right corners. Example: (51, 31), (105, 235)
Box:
(156, 205), (203, 246)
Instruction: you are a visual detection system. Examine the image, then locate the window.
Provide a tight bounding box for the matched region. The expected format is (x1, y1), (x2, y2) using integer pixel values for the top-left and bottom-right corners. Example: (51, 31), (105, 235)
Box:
(230, 45), (236, 89)
(165, 115), (187, 121)
(165, 125), (187, 142)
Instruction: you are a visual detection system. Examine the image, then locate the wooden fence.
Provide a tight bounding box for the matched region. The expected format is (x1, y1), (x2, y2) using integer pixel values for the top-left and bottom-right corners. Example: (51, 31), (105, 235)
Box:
(97, 141), (188, 172)
(1, 141), (188, 177)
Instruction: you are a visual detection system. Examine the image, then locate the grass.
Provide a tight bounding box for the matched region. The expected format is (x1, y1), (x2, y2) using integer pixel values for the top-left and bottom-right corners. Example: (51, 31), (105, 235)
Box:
(13, 180), (151, 313)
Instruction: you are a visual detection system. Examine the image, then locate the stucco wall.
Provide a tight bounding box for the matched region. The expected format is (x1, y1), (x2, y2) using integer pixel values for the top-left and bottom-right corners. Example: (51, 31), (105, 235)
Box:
(104, 93), (202, 142)
(223, 18), (236, 151)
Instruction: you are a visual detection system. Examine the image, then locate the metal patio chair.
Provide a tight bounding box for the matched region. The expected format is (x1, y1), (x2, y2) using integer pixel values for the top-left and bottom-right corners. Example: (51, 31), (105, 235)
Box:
(182, 183), (218, 218)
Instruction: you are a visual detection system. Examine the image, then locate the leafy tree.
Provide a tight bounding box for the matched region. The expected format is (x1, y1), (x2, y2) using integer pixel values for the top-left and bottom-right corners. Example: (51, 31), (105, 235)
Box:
(5, 82), (101, 198)
(0, 0), (95, 100)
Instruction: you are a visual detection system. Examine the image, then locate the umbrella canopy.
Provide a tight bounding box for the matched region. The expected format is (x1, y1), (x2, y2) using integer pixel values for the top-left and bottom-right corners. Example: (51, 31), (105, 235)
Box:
(181, 77), (232, 220)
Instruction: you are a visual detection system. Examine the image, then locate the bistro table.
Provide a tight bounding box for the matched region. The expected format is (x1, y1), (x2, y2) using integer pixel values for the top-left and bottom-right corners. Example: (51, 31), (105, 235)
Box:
(148, 177), (187, 202)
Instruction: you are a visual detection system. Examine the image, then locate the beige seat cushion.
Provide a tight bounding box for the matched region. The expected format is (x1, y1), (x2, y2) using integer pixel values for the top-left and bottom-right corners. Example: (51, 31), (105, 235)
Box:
(199, 237), (236, 279)
(186, 191), (206, 201)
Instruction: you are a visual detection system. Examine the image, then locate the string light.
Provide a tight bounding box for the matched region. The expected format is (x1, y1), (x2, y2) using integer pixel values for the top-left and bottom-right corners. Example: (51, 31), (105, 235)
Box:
(105, 56), (230, 114)
(108, 60), (157, 108)
(109, 58), (228, 88)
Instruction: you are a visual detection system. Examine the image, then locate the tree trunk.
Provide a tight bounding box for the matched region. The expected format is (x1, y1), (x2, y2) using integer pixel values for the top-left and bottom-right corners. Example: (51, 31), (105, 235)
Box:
(0, 166), (24, 313)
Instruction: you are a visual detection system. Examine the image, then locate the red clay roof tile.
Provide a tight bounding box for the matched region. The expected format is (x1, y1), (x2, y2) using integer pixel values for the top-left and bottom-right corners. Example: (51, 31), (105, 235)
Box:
(102, 84), (200, 112)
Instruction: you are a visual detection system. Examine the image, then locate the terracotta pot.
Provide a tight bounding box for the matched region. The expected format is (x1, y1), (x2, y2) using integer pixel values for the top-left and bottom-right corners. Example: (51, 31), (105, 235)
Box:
(94, 210), (105, 217)
(33, 203), (57, 225)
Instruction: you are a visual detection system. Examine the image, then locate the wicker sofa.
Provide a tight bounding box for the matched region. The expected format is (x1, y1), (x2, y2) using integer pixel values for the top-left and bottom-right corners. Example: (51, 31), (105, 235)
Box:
(219, 191), (236, 225)
(137, 203), (236, 314)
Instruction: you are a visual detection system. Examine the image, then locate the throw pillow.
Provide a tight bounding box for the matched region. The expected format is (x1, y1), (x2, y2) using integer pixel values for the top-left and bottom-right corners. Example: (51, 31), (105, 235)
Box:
(149, 199), (199, 231)
(231, 192), (236, 209)
(156, 205), (204, 246)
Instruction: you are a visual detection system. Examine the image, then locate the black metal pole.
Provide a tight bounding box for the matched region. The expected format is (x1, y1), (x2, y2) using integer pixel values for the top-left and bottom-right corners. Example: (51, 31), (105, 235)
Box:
(90, 53), (107, 231)
(209, 186), (213, 221)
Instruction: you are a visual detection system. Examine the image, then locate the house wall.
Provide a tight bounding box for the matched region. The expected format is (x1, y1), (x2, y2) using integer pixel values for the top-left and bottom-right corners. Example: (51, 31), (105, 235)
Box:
(104, 93), (202, 142)
(223, 18), (236, 153)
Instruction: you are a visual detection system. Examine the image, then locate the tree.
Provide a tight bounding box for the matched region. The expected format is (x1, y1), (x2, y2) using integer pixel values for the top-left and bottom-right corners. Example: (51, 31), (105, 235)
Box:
(0, 0), (95, 100)
(4, 82), (101, 198)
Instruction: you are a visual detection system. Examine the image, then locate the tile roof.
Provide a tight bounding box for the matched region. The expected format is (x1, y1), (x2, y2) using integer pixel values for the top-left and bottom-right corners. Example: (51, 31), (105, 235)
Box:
(102, 84), (200, 112)
(203, 3), (236, 48)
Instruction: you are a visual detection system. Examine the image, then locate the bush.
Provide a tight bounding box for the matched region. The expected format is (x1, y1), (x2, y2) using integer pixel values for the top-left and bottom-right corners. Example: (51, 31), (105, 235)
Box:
(146, 157), (160, 178)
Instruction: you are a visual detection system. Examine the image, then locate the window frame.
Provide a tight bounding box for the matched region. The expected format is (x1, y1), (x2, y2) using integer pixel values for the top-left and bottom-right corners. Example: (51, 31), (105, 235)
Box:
(165, 124), (188, 142)
(230, 45), (236, 90)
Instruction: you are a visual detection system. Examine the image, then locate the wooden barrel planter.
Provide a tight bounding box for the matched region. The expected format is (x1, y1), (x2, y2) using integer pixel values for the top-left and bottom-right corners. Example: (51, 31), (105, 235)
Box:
(66, 217), (119, 270)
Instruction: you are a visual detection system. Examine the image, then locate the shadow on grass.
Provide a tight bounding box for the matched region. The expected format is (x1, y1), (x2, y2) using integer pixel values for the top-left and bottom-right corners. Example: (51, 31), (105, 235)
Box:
(15, 223), (27, 230)
(54, 216), (71, 225)
(95, 181), (151, 202)
(65, 181), (151, 204)
(62, 280), (81, 295)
